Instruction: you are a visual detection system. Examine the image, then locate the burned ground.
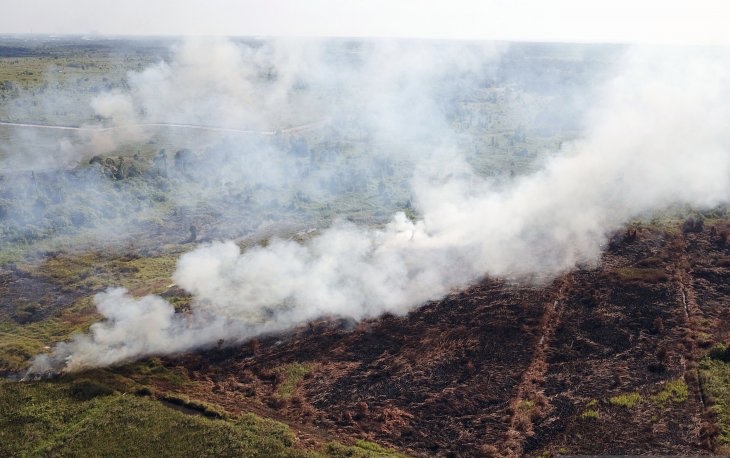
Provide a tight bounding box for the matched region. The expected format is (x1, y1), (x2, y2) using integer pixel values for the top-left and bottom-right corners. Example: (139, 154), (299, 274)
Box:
(140, 219), (730, 457)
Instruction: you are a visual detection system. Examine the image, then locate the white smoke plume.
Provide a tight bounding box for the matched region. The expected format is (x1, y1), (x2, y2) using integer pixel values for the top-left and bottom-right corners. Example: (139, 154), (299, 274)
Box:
(27, 43), (730, 375)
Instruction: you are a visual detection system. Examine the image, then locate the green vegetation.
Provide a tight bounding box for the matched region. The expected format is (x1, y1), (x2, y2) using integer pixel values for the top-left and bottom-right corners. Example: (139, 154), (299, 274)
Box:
(0, 378), (407, 457)
(275, 362), (315, 399)
(0, 379), (309, 458)
(614, 267), (669, 282)
(650, 379), (688, 406)
(580, 399), (600, 419)
(0, 250), (185, 373)
(160, 392), (228, 419)
(113, 357), (189, 387)
(324, 440), (407, 458)
(517, 399), (535, 411)
(69, 378), (115, 401)
(701, 355), (730, 445)
(0, 299), (96, 373)
(609, 392), (641, 409)
(709, 343), (730, 362)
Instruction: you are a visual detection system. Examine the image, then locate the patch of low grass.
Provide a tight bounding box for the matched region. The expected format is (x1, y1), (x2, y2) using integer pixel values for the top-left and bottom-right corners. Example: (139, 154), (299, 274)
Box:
(0, 329), (45, 373)
(615, 267), (669, 282)
(0, 294), (101, 373)
(0, 377), (410, 457)
(0, 249), (182, 373)
(579, 399), (600, 419)
(160, 392), (228, 419)
(709, 343), (730, 362)
(275, 362), (314, 399)
(113, 357), (189, 387)
(650, 379), (688, 406)
(700, 356), (730, 446)
(0, 378), (319, 457)
(517, 399), (535, 411)
(69, 378), (115, 401)
(325, 439), (407, 457)
(609, 392), (641, 409)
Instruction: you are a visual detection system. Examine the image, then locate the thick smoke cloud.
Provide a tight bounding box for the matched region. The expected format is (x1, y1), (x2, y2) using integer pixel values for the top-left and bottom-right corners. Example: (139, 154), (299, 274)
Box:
(27, 42), (730, 375)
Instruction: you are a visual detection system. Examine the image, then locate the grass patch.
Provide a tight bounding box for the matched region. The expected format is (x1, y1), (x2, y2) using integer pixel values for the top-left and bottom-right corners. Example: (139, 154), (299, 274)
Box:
(517, 399), (535, 411)
(580, 399), (600, 419)
(609, 392), (641, 409)
(0, 378), (315, 457)
(69, 378), (115, 401)
(709, 343), (730, 362)
(615, 267), (669, 282)
(275, 362), (314, 399)
(0, 301), (98, 374)
(160, 392), (228, 419)
(650, 379), (688, 406)
(113, 357), (189, 387)
(0, 377), (409, 457)
(0, 249), (181, 373)
(701, 356), (730, 446)
(325, 440), (407, 457)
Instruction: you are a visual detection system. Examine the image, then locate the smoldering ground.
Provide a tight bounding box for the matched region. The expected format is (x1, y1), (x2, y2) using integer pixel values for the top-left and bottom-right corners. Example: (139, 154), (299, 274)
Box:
(18, 39), (730, 375)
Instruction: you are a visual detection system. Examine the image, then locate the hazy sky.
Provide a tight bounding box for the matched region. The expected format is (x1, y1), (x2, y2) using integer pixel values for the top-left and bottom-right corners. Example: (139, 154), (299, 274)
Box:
(3, 0), (730, 44)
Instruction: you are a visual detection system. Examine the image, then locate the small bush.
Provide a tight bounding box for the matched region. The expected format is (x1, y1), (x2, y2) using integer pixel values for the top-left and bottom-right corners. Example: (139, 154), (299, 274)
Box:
(580, 409), (600, 420)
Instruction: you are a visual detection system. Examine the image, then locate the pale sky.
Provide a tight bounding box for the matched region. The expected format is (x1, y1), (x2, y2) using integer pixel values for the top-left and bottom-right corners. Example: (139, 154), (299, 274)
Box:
(3, 0), (730, 45)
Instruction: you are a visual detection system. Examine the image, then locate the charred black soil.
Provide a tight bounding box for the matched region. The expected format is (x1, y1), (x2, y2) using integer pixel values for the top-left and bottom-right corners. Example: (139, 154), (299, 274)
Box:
(145, 220), (730, 457)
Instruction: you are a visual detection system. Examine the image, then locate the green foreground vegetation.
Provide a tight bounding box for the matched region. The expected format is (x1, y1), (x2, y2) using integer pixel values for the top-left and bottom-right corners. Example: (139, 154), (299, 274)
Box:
(701, 346), (730, 447)
(0, 377), (405, 458)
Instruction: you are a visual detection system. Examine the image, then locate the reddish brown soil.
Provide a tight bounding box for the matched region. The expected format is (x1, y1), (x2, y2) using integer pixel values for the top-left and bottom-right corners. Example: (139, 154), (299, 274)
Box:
(154, 221), (728, 456)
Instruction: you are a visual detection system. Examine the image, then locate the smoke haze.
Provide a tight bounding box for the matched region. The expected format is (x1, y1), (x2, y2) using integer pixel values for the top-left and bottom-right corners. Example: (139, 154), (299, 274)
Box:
(21, 39), (730, 374)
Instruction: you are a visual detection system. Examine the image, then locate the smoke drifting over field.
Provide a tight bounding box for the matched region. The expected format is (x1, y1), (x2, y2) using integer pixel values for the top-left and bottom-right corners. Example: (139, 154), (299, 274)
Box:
(1, 38), (503, 248)
(26, 40), (730, 374)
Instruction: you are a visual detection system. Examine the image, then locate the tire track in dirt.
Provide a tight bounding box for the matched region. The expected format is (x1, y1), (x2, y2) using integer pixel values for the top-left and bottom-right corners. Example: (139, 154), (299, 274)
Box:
(501, 274), (571, 457)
